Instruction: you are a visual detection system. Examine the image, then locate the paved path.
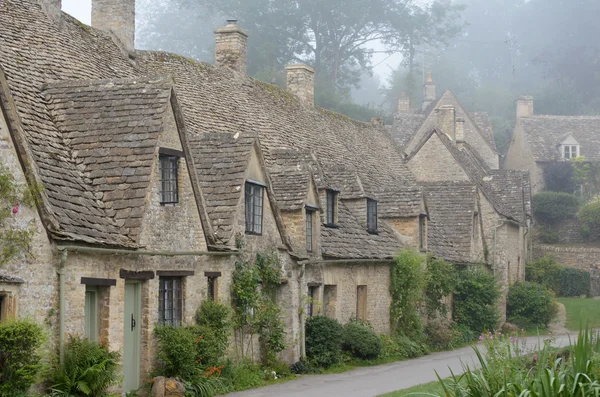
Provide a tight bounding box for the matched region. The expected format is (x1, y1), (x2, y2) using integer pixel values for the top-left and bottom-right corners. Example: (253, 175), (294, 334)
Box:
(225, 334), (576, 397)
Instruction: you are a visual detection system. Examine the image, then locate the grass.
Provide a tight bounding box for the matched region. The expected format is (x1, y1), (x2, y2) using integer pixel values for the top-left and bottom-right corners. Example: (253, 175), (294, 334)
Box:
(378, 379), (445, 397)
(558, 298), (600, 330)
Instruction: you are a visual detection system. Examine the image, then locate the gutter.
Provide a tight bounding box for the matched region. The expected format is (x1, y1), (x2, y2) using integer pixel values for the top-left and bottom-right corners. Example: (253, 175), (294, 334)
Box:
(56, 245), (241, 365)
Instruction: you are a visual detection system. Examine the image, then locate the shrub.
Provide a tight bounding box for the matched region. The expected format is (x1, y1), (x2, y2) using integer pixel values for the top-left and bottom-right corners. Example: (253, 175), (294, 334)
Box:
(341, 321), (382, 360)
(543, 161), (576, 194)
(394, 335), (428, 358)
(289, 359), (315, 374)
(154, 326), (204, 380)
(0, 319), (45, 395)
(390, 250), (425, 339)
(538, 227), (560, 244)
(532, 191), (579, 224)
(453, 267), (500, 333)
(195, 301), (232, 364)
(424, 257), (456, 318)
(424, 317), (456, 351)
(578, 200), (600, 239)
(49, 336), (120, 397)
(305, 316), (343, 368)
(560, 267), (591, 297)
(507, 281), (558, 328)
(525, 255), (563, 294)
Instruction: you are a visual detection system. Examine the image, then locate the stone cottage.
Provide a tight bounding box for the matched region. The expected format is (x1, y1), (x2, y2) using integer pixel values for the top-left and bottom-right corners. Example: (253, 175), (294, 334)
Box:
(390, 76), (532, 318)
(504, 96), (600, 194)
(0, 0), (431, 391)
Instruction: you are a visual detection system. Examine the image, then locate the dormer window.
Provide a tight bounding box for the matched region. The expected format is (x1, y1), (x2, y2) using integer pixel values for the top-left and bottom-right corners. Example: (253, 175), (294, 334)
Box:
(562, 145), (579, 160)
(367, 199), (378, 233)
(159, 148), (183, 205)
(245, 181), (265, 235)
(326, 190), (338, 226)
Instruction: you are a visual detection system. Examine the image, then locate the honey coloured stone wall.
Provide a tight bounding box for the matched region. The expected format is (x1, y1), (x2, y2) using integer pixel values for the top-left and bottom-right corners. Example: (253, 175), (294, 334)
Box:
(408, 133), (470, 182)
(383, 217), (423, 249)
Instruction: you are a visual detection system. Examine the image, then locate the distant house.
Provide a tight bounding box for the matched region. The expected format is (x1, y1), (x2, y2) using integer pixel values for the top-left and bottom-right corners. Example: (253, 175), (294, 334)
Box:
(504, 96), (600, 193)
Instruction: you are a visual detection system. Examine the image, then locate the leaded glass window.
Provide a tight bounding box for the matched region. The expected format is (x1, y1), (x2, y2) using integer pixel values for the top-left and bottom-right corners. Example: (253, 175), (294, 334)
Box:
(245, 182), (264, 234)
(306, 209), (314, 252)
(326, 190), (337, 225)
(160, 155), (179, 204)
(367, 199), (378, 232)
(158, 277), (183, 327)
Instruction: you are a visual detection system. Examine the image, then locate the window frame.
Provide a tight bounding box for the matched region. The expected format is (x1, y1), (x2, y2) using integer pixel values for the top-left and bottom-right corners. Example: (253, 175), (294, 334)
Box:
(158, 277), (183, 327)
(305, 207), (315, 252)
(307, 286), (318, 317)
(419, 214), (427, 251)
(563, 144), (579, 160)
(356, 285), (367, 321)
(245, 181), (265, 235)
(159, 153), (180, 205)
(367, 199), (378, 233)
(84, 286), (99, 342)
(207, 276), (219, 302)
(326, 189), (338, 226)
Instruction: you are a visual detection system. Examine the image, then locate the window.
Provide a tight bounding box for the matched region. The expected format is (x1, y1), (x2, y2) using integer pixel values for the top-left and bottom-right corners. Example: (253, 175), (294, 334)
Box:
(563, 145), (579, 160)
(419, 214), (427, 250)
(306, 209), (315, 252)
(0, 291), (16, 322)
(245, 182), (264, 234)
(159, 277), (183, 327)
(208, 277), (219, 302)
(473, 212), (479, 239)
(160, 155), (179, 204)
(356, 285), (367, 321)
(84, 286), (98, 342)
(326, 190), (337, 225)
(367, 199), (378, 232)
(307, 286), (318, 317)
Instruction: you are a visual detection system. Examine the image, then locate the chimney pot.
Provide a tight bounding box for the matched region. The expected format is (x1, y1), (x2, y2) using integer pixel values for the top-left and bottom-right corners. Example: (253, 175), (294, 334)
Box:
(397, 92), (410, 113)
(516, 96), (534, 118)
(214, 21), (249, 75)
(286, 64), (315, 106)
(92, 0), (135, 53)
(422, 71), (436, 111)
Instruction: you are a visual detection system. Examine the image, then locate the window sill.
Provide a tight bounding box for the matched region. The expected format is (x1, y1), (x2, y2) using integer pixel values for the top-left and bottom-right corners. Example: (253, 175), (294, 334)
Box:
(324, 223), (339, 229)
(367, 229), (380, 235)
(160, 202), (179, 206)
(245, 231), (263, 236)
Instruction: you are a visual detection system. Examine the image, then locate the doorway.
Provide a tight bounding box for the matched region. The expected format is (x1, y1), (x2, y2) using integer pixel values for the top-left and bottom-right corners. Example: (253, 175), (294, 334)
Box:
(123, 282), (141, 392)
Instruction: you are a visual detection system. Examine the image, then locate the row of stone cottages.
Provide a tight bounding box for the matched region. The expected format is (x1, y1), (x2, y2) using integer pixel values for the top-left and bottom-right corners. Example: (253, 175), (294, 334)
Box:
(0, 0), (530, 391)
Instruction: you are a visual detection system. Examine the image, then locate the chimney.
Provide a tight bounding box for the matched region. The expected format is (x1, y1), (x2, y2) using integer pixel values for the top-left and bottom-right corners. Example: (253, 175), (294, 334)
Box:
(422, 71), (436, 111)
(455, 117), (465, 144)
(92, 0), (135, 53)
(435, 105), (455, 141)
(286, 64), (315, 106)
(397, 92), (410, 113)
(40, 0), (62, 21)
(516, 96), (534, 118)
(214, 20), (248, 75)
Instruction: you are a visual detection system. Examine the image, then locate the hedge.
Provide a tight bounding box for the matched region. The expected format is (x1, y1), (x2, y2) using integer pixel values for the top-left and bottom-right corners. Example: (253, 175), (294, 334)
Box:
(560, 268), (590, 297)
(532, 192), (579, 224)
(507, 281), (558, 328)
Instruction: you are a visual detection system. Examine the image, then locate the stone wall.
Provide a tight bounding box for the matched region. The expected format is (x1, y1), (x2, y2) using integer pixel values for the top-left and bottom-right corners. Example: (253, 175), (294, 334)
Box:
(504, 122), (546, 193)
(286, 64), (315, 106)
(281, 209), (321, 257)
(384, 217), (423, 249)
(214, 23), (248, 75)
(408, 133), (470, 182)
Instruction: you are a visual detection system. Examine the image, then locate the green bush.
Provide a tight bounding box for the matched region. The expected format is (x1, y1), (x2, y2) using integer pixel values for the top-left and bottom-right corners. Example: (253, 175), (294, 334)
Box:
(341, 321), (382, 360)
(195, 301), (232, 364)
(453, 267), (500, 333)
(525, 255), (563, 294)
(394, 335), (428, 358)
(507, 281), (558, 328)
(0, 319), (45, 395)
(560, 267), (591, 297)
(305, 316), (343, 368)
(154, 326), (204, 380)
(532, 191), (579, 224)
(538, 227), (560, 244)
(390, 250), (425, 339)
(424, 257), (456, 318)
(49, 336), (120, 397)
(578, 201), (600, 239)
(424, 317), (457, 351)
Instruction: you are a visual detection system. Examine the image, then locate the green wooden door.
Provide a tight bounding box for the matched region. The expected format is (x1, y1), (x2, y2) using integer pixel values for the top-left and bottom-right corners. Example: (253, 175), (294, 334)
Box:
(84, 286), (98, 342)
(123, 282), (141, 392)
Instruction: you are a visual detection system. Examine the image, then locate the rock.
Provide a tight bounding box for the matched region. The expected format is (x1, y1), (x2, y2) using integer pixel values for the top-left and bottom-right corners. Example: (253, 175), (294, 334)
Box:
(152, 376), (185, 397)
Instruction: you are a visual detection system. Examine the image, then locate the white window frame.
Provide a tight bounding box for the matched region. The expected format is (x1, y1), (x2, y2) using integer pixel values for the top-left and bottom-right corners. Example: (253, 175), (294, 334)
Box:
(562, 144), (579, 160)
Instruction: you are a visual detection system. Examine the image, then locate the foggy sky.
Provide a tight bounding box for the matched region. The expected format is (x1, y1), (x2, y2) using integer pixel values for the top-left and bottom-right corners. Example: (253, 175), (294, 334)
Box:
(60, 0), (399, 79)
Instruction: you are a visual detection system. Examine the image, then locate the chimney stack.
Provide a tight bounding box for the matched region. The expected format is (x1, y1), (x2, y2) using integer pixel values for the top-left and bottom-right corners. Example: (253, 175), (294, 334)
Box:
(422, 72), (436, 111)
(456, 117), (465, 144)
(214, 20), (248, 75)
(40, 0), (62, 21)
(516, 96), (534, 118)
(436, 105), (456, 141)
(397, 92), (410, 113)
(92, 0), (135, 53)
(286, 64), (315, 106)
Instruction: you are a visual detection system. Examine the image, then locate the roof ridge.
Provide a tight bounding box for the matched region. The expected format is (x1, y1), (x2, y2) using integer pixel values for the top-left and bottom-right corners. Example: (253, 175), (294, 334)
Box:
(41, 75), (173, 90)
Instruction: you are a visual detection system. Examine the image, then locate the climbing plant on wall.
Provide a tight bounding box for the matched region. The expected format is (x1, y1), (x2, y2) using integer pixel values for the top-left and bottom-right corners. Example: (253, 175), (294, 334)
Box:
(231, 249), (286, 365)
(0, 165), (38, 266)
(389, 250), (425, 339)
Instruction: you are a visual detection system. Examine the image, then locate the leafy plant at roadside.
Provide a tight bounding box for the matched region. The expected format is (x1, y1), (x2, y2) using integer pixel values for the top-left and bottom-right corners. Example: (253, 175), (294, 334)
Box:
(49, 336), (120, 397)
(390, 250), (425, 339)
(507, 281), (558, 328)
(453, 267), (500, 334)
(424, 256), (456, 318)
(154, 325), (205, 380)
(342, 320), (382, 360)
(195, 301), (232, 364)
(0, 319), (46, 395)
(560, 267), (590, 297)
(424, 317), (459, 351)
(532, 191), (580, 224)
(526, 255), (563, 295)
(305, 316), (343, 368)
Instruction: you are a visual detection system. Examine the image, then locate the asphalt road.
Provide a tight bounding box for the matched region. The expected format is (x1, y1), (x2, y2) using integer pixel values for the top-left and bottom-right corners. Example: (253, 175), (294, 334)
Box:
(225, 333), (576, 397)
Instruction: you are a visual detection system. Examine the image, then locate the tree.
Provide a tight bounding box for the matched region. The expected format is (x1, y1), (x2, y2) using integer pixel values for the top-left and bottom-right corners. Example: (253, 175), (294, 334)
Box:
(0, 165), (35, 266)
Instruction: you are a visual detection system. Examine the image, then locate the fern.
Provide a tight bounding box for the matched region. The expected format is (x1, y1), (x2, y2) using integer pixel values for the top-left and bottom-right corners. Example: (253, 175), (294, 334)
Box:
(49, 336), (120, 397)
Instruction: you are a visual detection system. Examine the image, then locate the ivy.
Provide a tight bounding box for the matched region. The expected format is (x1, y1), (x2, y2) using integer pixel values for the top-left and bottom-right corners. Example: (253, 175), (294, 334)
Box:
(424, 256), (456, 318)
(231, 249), (286, 365)
(0, 165), (38, 266)
(389, 250), (425, 339)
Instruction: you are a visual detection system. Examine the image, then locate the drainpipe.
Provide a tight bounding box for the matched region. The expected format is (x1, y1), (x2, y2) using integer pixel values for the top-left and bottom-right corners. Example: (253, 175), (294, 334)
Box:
(299, 263), (306, 359)
(58, 249), (68, 366)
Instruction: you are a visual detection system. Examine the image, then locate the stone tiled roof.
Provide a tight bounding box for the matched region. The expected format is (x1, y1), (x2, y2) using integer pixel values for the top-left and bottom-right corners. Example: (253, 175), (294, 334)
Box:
(187, 132), (255, 245)
(42, 77), (173, 243)
(389, 113), (426, 149)
(377, 187), (423, 218)
(320, 201), (403, 259)
(519, 115), (600, 161)
(423, 182), (476, 263)
(470, 112), (496, 151)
